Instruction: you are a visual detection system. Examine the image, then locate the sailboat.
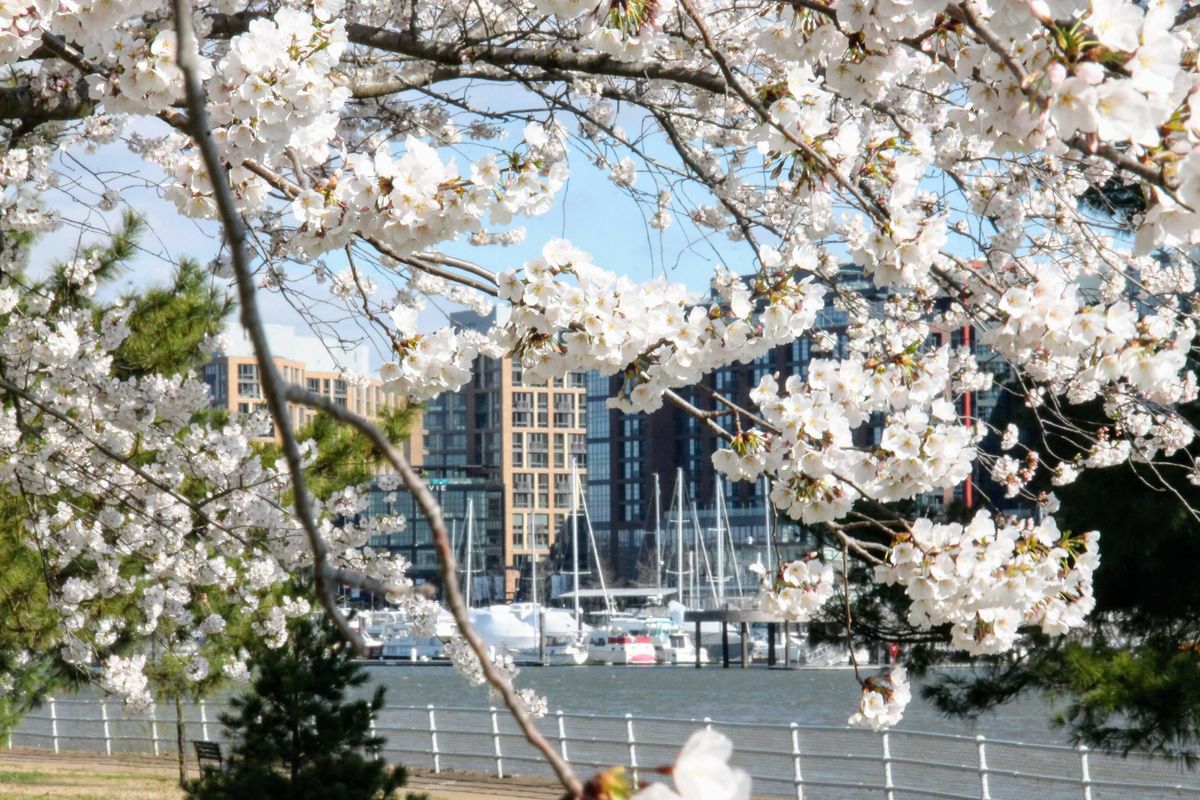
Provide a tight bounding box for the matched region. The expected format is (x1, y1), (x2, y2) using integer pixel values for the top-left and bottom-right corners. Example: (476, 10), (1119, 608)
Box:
(475, 519), (589, 665)
(567, 461), (656, 665)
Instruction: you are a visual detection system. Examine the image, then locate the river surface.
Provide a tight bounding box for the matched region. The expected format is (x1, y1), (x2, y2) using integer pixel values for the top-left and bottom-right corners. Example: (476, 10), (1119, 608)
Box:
(361, 664), (1064, 742)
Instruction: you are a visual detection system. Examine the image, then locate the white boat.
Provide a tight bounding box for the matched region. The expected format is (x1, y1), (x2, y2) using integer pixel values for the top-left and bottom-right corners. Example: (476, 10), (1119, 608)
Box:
(587, 630), (657, 665)
(608, 614), (706, 665)
(379, 608), (456, 661)
(471, 604), (590, 666)
(659, 629), (705, 664)
(505, 633), (589, 666)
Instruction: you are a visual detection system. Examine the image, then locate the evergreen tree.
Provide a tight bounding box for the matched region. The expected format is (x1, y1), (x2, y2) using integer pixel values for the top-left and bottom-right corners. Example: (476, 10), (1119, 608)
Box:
(922, 391), (1200, 758)
(0, 218), (238, 761)
(185, 616), (409, 800)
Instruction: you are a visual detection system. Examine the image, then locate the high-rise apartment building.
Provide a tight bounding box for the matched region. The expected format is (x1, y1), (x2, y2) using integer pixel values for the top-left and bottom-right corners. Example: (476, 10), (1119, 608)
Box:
(201, 323), (422, 464)
(585, 268), (886, 580)
(422, 310), (588, 597)
(584, 271), (1013, 582)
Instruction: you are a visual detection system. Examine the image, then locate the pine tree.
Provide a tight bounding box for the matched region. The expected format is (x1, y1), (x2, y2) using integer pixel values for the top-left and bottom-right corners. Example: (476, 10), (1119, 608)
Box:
(0, 217), (233, 735)
(922, 391), (1200, 758)
(185, 616), (409, 800)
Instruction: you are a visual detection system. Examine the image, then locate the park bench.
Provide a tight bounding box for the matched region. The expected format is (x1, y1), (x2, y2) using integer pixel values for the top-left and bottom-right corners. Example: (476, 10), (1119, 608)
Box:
(193, 740), (224, 776)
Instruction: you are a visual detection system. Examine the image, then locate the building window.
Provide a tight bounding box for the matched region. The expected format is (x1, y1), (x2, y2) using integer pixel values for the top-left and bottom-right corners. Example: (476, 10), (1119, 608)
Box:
(569, 434), (586, 467)
(203, 363), (227, 401)
(553, 393), (574, 427)
(237, 402), (251, 415)
(554, 434), (566, 468)
(536, 473), (549, 508)
(513, 473), (533, 508)
(513, 392), (534, 427)
(529, 433), (549, 468)
(511, 361), (523, 386)
(554, 473), (573, 508)
(307, 377), (320, 393)
(512, 513), (526, 548)
(533, 514), (550, 547)
(569, 372), (586, 388)
(237, 363), (260, 398)
(512, 432), (524, 468)
(333, 379), (348, 408)
(537, 393), (549, 428)
(753, 351), (772, 382)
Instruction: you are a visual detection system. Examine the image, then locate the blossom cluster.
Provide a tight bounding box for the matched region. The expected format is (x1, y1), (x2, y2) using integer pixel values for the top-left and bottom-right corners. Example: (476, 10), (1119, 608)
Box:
(498, 239), (827, 413)
(722, 340), (977, 524)
(748, 558), (835, 622)
(874, 514), (1100, 655)
(849, 667), (912, 731)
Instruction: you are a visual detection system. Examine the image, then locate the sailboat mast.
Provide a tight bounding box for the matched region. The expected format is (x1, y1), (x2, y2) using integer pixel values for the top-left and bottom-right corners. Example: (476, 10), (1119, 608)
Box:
(763, 475), (773, 575)
(716, 476), (725, 604)
(465, 498), (474, 609)
(654, 473), (662, 594)
(528, 514), (537, 606)
(572, 460), (581, 635)
(675, 468), (684, 608)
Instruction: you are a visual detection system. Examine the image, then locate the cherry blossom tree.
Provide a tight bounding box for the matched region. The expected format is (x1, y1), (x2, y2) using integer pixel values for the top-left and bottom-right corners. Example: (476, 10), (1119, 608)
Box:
(3, 0), (1200, 795)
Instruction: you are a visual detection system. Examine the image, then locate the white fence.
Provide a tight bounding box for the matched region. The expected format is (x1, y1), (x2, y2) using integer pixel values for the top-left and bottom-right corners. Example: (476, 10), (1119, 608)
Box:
(9, 697), (1200, 799)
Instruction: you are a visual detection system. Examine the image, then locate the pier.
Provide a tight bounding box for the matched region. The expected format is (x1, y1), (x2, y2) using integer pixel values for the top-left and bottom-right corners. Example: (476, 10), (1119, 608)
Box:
(684, 607), (791, 668)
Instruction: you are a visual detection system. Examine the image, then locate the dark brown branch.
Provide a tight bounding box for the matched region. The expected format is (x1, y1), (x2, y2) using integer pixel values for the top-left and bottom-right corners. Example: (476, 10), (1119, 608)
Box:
(207, 12), (728, 94)
(0, 80), (92, 124)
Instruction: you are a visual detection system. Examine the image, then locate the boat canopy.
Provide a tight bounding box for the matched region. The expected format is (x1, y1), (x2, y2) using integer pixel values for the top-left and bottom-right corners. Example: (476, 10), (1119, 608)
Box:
(556, 588), (677, 600)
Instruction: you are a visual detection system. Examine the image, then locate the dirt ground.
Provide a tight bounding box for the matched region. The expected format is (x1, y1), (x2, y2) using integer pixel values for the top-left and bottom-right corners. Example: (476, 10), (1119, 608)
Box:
(0, 749), (564, 800)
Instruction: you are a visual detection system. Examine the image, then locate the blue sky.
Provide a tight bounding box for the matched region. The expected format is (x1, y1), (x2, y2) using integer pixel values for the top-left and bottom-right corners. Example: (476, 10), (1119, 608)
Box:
(32, 112), (756, 370)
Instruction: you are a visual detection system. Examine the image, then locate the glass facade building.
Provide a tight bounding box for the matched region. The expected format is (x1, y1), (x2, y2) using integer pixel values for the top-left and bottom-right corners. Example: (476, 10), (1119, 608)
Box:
(583, 268), (892, 581)
(361, 471), (505, 596)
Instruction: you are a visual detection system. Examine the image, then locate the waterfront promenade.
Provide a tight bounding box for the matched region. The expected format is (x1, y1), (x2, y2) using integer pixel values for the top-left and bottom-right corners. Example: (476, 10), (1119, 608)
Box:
(0, 749), (562, 800)
(9, 695), (1200, 799)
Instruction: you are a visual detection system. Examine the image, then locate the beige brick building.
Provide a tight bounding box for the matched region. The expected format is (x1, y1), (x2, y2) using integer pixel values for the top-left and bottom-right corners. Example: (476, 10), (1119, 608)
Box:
(202, 323), (422, 464)
(423, 312), (586, 597)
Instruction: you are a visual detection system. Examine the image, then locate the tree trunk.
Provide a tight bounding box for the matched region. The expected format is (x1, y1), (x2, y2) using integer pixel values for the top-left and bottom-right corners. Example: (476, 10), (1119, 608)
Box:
(174, 692), (187, 788)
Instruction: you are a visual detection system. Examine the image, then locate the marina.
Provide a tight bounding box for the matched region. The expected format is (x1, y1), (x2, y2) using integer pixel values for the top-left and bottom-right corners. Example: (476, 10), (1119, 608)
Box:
(348, 467), (881, 670)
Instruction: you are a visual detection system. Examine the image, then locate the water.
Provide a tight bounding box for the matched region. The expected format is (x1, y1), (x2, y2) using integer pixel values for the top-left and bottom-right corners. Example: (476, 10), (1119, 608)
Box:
(361, 664), (1064, 743)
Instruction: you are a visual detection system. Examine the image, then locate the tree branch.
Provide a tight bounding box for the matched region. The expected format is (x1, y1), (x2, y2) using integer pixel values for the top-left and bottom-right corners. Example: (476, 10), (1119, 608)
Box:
(171, 0), (363, 653)
(207, 12), (728, 94)
(282, 384), (584, 799)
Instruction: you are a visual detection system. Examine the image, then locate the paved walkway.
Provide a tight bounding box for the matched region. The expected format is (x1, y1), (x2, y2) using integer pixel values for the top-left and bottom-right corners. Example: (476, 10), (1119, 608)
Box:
(0, 748), (565, 800)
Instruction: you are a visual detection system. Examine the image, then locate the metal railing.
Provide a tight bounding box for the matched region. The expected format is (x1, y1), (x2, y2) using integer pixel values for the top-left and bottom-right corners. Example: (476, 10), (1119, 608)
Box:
(9, 697), (1200, 799)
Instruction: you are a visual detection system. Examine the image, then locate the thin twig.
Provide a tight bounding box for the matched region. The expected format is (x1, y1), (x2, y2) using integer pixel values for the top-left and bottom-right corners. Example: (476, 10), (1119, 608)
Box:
(841, 538), (862, 683)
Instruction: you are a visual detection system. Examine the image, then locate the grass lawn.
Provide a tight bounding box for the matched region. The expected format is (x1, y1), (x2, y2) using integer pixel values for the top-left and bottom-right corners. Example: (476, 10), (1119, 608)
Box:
(0, 758), (182, 800)
(0, 751), (563, 800)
